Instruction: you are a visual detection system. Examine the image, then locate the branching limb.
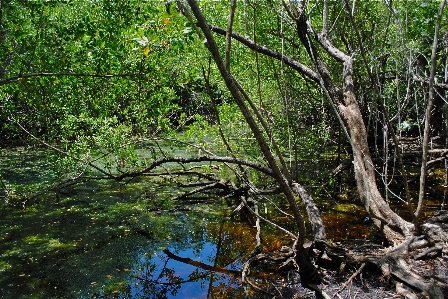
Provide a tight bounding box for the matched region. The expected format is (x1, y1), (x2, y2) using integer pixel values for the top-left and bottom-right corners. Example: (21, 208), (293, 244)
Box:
(416, 0), (447, 219)
(116, 155), (274, 181)
(172, 180), (229, 201)
(209, 24), (320, 83)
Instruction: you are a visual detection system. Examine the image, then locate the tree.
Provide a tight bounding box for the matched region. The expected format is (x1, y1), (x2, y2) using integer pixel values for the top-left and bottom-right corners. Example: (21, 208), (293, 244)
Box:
(2, 0), (448, 297)
(181, 0), (447, 297)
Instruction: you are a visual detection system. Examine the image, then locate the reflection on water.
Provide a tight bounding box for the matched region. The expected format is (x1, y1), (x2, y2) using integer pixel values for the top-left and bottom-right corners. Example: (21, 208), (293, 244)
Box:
(4, 145), (445, 298)
(114, 211), (256, 299)
(126, 242), (243, 299)
(0, 145), (266, 299)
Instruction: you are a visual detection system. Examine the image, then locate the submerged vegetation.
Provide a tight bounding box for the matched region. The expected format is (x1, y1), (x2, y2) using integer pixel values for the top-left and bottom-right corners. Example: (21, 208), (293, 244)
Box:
(1, 0), (448, 298)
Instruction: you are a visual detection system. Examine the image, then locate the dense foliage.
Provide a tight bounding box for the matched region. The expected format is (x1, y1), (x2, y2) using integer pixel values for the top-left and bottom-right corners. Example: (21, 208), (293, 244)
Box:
(2, 1), (445, 173)
(1, 0), (447, 297)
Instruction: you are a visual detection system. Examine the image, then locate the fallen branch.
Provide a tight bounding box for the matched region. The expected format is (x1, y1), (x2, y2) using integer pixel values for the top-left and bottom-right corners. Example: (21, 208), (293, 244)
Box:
(337, 263), (365, 293)
(172, 180), (229, 201)
(414, 246), (442, 260)
(116, 155), (274, 181)
(292, 182), (326, 241)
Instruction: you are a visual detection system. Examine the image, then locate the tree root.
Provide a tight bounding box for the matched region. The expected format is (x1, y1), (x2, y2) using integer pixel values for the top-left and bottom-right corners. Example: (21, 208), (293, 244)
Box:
(414, 245), (442, 260)
(315, 236), (445, 299)
(396, 282), (420, 299)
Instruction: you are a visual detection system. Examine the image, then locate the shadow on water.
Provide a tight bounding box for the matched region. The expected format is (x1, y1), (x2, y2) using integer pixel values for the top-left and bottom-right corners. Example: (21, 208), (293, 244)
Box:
(2, 145), (446, 298)
(1, 145), (269, 299)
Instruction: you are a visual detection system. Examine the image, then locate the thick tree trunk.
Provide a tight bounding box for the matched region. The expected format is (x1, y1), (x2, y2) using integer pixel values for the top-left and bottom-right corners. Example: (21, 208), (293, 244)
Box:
(340, 60), (414, 241)
(291, 11), (414, 243)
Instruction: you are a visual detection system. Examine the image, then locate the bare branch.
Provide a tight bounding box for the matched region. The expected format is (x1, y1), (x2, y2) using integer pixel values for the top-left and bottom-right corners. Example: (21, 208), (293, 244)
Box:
(172, 180), (229, 201)
(292, 183), (326, 241)
(116, 155), (274, 181)
(322, 0), (329, 37)
(225, 0), (237, 71)
(413, 74), (448, 90)
(209, 24), (320, 83)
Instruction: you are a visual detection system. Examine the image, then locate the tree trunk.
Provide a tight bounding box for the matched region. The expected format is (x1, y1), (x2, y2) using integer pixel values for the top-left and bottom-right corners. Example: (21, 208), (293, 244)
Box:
(186, 0), (320, 288)
(290, 9), (414, 243)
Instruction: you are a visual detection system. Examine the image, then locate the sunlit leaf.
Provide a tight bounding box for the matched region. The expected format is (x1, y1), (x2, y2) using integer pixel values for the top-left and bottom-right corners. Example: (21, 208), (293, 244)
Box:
(132, 36), (148, 46)
(182, 27), (192, 34)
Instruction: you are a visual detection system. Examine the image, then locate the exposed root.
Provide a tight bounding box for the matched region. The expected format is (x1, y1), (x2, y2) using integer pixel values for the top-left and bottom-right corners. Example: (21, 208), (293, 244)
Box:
(327, 236), (445, 299)
(238, 208), (448, 298)
(259, 236), (445, 298)
(396, 282), (419, 299)
(414, 245), (442, 260)
(305, 283), (331, 299)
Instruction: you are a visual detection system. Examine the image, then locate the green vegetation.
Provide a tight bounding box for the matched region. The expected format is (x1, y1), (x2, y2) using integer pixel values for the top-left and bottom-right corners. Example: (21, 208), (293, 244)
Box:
(1, 149), (252, 298)
(1, 0), (447, 298)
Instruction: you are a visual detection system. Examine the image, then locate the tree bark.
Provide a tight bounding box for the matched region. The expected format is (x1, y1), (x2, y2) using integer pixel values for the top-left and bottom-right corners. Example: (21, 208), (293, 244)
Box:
(288, 4), (415, 243)
(416, 0), (446, 219)
(186, 0), (320, 288)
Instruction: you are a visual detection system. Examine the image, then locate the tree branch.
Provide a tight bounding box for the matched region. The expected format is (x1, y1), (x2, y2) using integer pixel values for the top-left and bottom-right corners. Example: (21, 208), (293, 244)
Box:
(116, 155), (274, 181)
(225, 0), (237, 71)
(209, 24), (320, 83)
(416, 0), (446, 219)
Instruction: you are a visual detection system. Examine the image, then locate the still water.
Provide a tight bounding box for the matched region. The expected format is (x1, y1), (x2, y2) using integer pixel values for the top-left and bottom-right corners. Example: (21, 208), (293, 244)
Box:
(4, 142), (433, 298)
(0, 145), (269, 299)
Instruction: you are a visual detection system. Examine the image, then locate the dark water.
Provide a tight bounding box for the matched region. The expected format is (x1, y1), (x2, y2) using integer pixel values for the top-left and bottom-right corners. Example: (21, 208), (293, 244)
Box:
(2, 145), (445, 298)
(0, 145), (267, 299)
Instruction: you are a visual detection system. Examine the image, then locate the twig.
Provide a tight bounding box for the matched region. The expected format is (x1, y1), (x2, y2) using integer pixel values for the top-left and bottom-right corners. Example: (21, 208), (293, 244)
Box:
(337, 263), (366, 293)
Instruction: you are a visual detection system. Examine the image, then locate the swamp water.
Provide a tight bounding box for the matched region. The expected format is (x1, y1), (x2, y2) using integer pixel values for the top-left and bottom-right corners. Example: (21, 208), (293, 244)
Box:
(3, 144), (441, 298)
(0, 145), (288, 299)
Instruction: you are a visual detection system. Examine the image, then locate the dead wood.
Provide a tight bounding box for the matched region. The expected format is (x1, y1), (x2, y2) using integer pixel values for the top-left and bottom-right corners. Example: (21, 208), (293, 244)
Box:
(252, 232), (446, 298)
(414, 246), (442, 260)
(292, 182), (327, 241)
(319, 236), (445, 298)
(171, 179), (229, 201)
(337, 263), (365, 293)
